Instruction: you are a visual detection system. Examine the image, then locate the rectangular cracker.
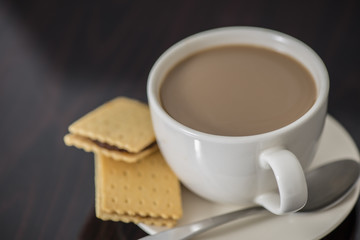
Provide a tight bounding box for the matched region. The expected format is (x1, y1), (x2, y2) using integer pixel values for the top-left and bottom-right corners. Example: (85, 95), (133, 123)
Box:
(64, 97), (157, 162)
(95, 151), (182, 227)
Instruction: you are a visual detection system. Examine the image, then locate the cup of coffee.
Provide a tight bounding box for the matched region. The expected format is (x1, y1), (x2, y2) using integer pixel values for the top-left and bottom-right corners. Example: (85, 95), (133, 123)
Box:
(147, 27), (329, 214)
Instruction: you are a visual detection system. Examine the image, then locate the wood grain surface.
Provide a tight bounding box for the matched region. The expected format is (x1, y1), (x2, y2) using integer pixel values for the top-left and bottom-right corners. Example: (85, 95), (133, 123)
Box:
(0, 0), (359, 239)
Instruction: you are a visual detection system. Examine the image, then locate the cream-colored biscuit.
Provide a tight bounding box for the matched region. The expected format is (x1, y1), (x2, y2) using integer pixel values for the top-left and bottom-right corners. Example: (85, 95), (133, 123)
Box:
(64, 97), (156, 162)
(95, 151), (182, 227)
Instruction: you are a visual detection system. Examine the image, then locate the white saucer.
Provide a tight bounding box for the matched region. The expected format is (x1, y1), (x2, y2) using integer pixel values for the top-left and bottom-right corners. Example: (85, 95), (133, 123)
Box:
(139, 115), (360, 239)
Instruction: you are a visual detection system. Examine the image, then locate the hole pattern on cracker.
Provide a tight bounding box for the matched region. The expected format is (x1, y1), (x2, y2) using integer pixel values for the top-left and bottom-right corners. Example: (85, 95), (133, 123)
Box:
(98, 151), (182, 223)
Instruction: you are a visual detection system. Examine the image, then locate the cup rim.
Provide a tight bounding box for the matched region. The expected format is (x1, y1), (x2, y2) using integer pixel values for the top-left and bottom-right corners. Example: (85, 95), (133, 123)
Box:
(147, 26), (329, 143)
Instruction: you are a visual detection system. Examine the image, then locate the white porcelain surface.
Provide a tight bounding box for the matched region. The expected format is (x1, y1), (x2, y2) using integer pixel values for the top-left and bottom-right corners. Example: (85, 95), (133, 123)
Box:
(147, 27), (329, 214)
(139, 115), (360, 240)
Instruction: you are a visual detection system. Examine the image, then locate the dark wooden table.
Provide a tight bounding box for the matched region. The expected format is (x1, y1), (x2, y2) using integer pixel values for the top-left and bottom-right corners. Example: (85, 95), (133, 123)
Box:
(0, 0), (359, 239)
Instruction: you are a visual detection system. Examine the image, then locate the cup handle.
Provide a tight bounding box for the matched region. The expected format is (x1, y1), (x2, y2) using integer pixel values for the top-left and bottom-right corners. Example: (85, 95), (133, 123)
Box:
(255, 148), (308, 215)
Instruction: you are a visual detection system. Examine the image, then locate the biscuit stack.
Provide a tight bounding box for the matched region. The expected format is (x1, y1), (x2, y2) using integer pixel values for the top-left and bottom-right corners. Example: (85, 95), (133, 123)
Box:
(64, 97), (182, 227)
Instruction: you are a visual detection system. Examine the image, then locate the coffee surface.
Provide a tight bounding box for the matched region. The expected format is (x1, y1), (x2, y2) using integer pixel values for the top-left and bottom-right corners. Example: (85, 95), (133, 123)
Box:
(160, 45), (317, 136)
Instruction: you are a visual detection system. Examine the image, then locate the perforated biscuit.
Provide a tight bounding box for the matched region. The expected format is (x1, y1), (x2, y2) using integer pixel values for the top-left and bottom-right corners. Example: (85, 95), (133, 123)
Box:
(95, 151), (182, 227)
(64, 97), (156, 161)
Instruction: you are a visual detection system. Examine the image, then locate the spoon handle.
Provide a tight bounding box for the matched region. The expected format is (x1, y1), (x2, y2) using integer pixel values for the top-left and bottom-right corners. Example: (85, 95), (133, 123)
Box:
(140, 206), (265, 240)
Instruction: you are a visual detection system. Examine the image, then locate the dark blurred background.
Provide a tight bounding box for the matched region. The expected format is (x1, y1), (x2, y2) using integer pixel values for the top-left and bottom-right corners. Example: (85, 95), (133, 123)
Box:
(0, 0), (359, 239)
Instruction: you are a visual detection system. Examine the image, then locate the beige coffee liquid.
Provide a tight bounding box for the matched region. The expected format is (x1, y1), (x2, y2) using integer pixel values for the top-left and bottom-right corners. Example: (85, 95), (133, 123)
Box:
(160, 45), (317, 136)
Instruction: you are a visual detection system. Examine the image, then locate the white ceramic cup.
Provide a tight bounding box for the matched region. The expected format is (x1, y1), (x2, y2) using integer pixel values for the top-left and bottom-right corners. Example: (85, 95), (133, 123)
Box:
(147, 27), (329, 214)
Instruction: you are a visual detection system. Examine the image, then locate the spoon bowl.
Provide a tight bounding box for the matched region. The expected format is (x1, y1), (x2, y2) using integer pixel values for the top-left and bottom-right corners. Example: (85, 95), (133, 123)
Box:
(302, 159), (359, 212)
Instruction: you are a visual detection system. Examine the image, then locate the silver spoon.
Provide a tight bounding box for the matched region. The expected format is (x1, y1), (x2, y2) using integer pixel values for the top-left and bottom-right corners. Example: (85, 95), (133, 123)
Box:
(140, 159), (359, 240)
